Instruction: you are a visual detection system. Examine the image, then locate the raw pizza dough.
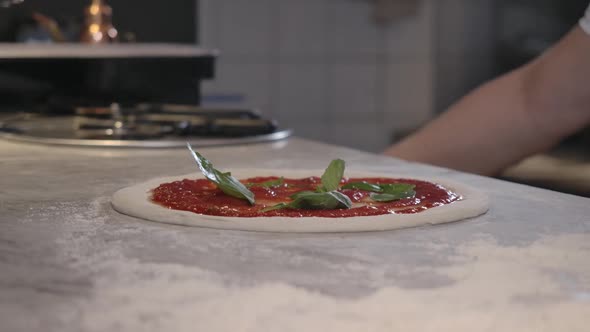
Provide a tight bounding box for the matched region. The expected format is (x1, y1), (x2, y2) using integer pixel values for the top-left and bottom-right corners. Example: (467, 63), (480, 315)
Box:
(111, 169), (489, 233)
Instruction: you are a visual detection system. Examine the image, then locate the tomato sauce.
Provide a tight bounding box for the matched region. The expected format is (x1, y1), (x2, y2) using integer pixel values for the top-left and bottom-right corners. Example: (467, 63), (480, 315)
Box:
(151, 176), (461, 218)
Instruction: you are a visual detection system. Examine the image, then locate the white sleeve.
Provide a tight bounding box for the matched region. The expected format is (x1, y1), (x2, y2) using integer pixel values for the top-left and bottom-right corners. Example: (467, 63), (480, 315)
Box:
(579, 3), (590, 35)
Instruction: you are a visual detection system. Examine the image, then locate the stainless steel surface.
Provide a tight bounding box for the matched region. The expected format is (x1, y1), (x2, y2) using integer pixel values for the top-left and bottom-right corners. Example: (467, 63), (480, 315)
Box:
(0, 112), (291, 147)
(0, 43), (219, 58)
(0, 128), (292, 147)
(1, 138), (589, 331)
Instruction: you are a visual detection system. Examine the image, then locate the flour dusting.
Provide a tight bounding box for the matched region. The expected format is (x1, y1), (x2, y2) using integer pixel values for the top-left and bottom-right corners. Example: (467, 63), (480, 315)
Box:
(68, 233), (590, 332)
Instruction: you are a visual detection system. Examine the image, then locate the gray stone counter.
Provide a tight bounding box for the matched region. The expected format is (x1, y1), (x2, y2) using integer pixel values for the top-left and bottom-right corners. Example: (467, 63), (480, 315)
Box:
(1, 138), (589, 331)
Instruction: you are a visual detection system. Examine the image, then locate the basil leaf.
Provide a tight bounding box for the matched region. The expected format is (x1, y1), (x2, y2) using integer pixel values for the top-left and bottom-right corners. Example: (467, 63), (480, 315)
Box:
(370, 184), (416, 202)
(248, 177), (284, 188)
(318, 159), (345, 192)
(370, 192), (414, 202)
(290, 191), (352, 210)
(187, 143), (255, 205)
(341, 181), (383, 192)
(262, 191), (352, 212)
(379, 183), (416, 195)
(260, 202), (288, 212)
(289, 190), (316, 200)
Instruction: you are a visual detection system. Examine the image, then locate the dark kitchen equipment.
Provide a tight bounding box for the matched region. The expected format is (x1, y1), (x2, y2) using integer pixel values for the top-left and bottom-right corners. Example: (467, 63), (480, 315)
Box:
(0, 44), (292, 147)
(0, 104), (291, 147)
(0, 43), (216, 109)
(0, 0), (291, 148)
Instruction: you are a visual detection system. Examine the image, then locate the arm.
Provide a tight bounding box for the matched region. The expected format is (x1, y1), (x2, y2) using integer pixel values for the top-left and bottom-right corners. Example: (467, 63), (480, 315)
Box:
(384, 27), (590, 176)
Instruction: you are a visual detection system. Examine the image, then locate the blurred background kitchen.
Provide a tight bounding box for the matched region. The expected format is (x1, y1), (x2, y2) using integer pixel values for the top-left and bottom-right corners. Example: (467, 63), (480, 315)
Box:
(1, 0), (589, 196)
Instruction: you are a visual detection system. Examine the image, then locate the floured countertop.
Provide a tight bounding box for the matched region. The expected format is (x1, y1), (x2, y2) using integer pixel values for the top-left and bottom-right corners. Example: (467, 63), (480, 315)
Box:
(1, 138), (589, 331)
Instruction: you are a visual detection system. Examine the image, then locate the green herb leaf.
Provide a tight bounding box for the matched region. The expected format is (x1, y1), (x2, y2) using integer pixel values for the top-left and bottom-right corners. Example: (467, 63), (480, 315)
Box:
(370, 184), (416, 202)
(261, 191), (352, 212)
(247, 177), (284, 188)
(260, 202), (288, 212)
(378, 183), (416, 195)
(186, 143), (255, 205)
(341, 181), (383, 192)
(290, 191), (352, 209)
(370, 193), (414, 202)
(289, 190), (316, 200)
(318, 159), (345, 192)
(260, 158), (353, 213)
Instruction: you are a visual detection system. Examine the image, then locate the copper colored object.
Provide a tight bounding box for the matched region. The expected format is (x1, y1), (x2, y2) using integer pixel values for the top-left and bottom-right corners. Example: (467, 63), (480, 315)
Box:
(80, 0), (118, 43)
(31, 12), (67, 42)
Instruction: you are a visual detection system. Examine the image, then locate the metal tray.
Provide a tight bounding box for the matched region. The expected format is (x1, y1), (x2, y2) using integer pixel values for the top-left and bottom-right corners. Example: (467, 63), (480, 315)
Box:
(0, 113), (292, 148)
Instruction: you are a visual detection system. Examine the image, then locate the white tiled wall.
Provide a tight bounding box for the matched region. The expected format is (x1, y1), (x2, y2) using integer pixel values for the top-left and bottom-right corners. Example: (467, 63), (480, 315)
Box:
(199, 0), (436, 152)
